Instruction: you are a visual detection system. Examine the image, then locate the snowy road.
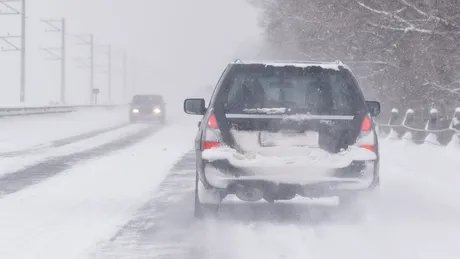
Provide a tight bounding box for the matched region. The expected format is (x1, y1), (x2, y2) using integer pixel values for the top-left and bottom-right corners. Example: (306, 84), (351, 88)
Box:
(0, 113), (459, 259)
(91, 138), (460, 259)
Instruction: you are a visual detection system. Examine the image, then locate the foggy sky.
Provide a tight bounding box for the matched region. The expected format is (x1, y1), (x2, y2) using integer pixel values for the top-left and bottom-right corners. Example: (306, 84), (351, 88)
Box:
(0, 0), (262, 106)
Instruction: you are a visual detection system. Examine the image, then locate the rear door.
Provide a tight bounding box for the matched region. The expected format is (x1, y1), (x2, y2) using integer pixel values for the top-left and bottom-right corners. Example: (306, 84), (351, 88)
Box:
(213, 64), (368, 154)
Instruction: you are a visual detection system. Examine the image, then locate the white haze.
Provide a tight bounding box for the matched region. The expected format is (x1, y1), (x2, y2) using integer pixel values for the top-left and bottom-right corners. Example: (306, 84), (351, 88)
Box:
(0, 0), (262, 110)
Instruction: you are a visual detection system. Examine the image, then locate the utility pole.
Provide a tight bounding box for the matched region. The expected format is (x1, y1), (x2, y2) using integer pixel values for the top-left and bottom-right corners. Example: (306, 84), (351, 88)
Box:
(75, 34), (95, 104)
(41, 18), (66, 104)
(0, 0), (26, 103)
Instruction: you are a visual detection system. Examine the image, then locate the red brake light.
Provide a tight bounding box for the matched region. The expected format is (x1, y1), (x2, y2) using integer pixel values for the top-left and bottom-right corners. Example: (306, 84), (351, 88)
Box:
(208, 114), (218, 129)
(360, 144), (376, 152)
(361, 116), (372, 131)
(203, 141), (221, 150)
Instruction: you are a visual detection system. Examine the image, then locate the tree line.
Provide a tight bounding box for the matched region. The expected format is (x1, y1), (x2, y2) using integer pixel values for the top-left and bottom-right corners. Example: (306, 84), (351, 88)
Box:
(253, 0), (460, 117)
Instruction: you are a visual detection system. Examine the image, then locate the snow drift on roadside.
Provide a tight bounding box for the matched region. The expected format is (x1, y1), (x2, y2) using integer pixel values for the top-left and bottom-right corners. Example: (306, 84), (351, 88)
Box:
(0, 118), (197, 259)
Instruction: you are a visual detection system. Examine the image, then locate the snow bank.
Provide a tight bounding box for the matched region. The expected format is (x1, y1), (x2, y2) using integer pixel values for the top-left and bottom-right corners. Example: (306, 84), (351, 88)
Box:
(0, 107), (128, 153)
(424, 133), (441, 146)
(386, 129), (399, 140)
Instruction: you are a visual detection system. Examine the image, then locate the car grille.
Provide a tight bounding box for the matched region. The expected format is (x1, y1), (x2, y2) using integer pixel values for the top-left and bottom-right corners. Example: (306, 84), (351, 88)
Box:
(139, 107), (153, 114)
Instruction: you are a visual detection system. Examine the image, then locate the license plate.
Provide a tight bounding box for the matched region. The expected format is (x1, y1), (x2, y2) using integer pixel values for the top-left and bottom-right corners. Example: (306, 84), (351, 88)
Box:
(259, 131), (319, 147)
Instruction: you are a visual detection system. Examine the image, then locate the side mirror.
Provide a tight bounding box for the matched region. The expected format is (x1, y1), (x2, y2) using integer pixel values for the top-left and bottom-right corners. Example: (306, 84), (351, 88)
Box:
(366, 101), (381, 117)
(184, 98), (206, 115)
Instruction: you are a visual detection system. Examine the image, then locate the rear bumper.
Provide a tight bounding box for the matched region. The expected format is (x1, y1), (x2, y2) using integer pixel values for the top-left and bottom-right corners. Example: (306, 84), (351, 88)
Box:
(200, 159), (378, 196)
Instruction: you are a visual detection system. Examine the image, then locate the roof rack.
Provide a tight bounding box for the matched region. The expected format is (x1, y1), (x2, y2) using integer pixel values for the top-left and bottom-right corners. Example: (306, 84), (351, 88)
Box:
(233, 60), (344, 64)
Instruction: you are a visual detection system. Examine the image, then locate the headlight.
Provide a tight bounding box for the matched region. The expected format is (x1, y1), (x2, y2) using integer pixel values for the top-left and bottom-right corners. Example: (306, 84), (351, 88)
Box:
(132, 109), (139, 113)
(153, 108), (161, 114)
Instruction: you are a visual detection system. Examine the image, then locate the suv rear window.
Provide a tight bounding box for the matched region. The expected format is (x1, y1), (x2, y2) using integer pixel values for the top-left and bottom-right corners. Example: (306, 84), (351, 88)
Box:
(219, 64), (365, 116)
(132, 95), (163, 104)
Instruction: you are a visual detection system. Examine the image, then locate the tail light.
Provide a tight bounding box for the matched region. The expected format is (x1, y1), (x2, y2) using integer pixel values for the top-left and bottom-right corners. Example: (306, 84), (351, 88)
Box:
(202, 114), (221, 150)
(360, 144), (376, 152)
(358, 115), (376, 152)
(207, 114), (218, 129)
(361, 116), (372, 131)
(203, 141), (221, 150)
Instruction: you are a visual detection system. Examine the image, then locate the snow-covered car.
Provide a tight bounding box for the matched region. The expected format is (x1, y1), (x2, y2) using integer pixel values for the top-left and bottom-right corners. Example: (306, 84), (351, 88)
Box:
(184, 60), (381, 218)
(129, 94), (166, 124)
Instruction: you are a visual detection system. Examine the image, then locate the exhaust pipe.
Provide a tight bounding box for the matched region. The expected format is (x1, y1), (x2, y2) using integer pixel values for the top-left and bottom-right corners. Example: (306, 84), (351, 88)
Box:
(235, 184), (264, 202)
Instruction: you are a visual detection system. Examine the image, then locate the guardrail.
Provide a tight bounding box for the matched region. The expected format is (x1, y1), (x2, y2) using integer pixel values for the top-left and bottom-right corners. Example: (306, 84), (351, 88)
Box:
(376, 107), (460, 147)
(0, 104), (126, 118)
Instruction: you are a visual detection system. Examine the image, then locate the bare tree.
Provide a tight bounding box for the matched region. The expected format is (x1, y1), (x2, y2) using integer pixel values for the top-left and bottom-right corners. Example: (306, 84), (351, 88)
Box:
(256, 0), (460, 114)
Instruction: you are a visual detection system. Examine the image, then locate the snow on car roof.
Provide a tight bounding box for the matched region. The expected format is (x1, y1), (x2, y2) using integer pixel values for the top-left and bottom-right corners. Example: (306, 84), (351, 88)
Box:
(232, 60), (351, 71)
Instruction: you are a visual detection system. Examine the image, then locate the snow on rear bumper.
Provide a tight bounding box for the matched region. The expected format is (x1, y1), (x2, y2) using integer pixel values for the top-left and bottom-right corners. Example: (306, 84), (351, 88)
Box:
(201, 146), (377, 191)
(203, 160), (376, 191)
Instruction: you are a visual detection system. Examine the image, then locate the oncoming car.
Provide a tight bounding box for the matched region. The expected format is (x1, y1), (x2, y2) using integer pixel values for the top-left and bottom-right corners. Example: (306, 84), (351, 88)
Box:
(130, 94), (166, 124)
(184, 60), (381, 218)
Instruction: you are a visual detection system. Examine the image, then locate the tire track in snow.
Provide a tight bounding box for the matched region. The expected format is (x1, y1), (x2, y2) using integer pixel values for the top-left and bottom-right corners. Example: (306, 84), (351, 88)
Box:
(0, 123), (129, 157)
(92, 151), (202, 259)
(92, 152), (356, 259)
(93, 140), (460, 259)
(0, 125), (161, 198)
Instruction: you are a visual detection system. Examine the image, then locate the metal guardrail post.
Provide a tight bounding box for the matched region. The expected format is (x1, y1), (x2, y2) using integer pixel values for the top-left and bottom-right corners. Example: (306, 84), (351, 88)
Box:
(376, 107), (460, 147)
(451, 108), (460, 131)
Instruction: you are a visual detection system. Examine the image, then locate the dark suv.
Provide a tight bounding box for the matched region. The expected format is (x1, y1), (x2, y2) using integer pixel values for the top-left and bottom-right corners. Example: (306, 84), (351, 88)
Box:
(184, 60), (381, 218)
(129, 94), (166, 124)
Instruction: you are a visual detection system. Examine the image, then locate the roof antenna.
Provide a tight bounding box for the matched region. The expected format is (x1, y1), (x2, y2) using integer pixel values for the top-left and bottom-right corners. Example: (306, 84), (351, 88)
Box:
(234, 59), (242, 63)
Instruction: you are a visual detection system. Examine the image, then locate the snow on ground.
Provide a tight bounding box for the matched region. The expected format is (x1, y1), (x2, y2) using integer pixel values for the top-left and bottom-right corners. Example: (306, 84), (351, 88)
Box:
(93, 137), (460, 259)
(0, 123), (151, 177)
(0, 109), (459, 259)
(0, 116), (197, 259)
(0, 107), (128, 153)
(198, 139), (460, 259)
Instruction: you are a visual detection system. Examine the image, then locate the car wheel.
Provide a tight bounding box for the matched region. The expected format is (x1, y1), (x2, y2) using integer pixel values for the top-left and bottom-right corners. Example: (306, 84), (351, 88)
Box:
(194, 173), (221, 219)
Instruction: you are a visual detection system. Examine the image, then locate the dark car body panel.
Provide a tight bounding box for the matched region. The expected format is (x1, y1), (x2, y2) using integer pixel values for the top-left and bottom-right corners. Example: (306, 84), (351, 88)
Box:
(189, 61), (380, 197)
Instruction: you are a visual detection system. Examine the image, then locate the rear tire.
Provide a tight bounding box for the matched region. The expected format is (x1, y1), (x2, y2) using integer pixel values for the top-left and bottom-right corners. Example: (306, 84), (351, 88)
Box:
(194, 173), (221, 219)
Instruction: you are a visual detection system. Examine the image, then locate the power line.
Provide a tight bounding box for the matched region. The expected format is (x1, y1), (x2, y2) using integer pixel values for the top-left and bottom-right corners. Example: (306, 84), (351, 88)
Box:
(41, 18), (66, 104)
(0, 0), (26, 102)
